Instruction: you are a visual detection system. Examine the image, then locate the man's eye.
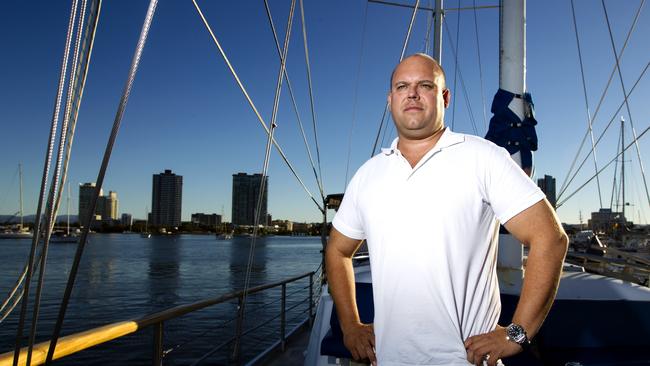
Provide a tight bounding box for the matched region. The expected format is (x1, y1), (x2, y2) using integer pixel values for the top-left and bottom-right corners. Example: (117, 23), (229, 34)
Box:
(420, 83), (434, 90)
(396, 84), (407, 90)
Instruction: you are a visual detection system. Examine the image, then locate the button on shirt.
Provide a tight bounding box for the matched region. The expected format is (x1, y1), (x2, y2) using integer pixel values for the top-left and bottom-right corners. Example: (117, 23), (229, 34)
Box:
(333, 128), (545, 365)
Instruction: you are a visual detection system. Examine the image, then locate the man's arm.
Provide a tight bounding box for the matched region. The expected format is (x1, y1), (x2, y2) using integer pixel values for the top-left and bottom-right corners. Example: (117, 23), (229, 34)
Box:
(325, 227), (376, 365)
(465, 198), (568, 365)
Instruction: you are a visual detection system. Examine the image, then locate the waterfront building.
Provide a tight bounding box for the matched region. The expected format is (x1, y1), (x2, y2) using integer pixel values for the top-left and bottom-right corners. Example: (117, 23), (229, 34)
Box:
(191, 213), (221, 227)
(151, 169), (183, 228)
(231, 173), (268, 226)
(78, 182), (102, 227)
(121, 213), (132, 227)
(588, 208), (628, 236)
(537, 174), (557, 209)
(98, 191), (119, 220)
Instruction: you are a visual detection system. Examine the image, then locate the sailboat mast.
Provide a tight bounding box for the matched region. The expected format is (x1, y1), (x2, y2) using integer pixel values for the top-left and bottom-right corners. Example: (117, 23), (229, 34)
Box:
(433, 0), (443, 62)
(621, 116), (625, 220)
(19, 163), (24, 229)
(495, 0), (528, 292)
(499, 0), (526, 127)
(67, 181), (71, 235)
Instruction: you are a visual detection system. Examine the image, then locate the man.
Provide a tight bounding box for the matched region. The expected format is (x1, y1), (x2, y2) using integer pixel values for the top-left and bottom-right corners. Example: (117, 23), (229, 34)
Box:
(326, 53), (568, 366)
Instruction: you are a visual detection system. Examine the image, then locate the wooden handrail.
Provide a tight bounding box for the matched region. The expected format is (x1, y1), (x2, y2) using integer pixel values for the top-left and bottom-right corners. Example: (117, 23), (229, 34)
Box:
(0, 271), (314, 366)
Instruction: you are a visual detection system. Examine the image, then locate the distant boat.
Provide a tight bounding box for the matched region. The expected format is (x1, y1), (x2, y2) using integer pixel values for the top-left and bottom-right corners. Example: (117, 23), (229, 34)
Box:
(216, 232), (233, 240)
(0, 163), (33, 240)
(49, 230), (78, 243)
(51, 181), (79, 244)
(140, 206), (151, 238)
(0, 227), (33, 240)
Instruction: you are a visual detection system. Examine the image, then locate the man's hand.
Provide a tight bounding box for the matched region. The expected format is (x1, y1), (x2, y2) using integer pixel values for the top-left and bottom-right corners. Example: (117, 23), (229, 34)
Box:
(343, 322), (376, 365)
(464, 325), (521, 366)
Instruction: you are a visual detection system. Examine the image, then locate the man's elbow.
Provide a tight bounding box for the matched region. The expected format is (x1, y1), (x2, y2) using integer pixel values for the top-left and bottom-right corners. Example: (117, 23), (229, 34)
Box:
(552, 231), (569, 261)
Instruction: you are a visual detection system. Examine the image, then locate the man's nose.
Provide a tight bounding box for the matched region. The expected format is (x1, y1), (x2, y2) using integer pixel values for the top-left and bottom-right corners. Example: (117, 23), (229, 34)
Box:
(407, 85), (419, 99)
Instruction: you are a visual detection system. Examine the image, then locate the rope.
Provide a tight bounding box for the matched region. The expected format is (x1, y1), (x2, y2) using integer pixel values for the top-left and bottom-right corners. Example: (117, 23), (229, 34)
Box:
(45, 1), (158, 363)
(472, 0), (488, 132)
(28, 2), (88, 363)
(558, 0), (643, 199)
(371, 0), (421, 156)
(602, 0), (650, 209)
(262, 0), (324, 202)
(451, 0), (460, 130)
(240, 0), (295, 353)
(299, 0), (326, 201)
(556, 59), (650, 202)
(443, 20), (479, 135)
(558, 124), (650, 208)
(13, 1), (79, 364)
(610, 125), (623, 210)
(344, 0), (369, 189)
(571, 0), (603, 208)
(191, 0), (324, 213)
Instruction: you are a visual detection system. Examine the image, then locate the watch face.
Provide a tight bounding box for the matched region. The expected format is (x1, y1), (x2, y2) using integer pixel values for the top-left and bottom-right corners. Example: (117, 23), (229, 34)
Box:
(507, 324), (527, 344)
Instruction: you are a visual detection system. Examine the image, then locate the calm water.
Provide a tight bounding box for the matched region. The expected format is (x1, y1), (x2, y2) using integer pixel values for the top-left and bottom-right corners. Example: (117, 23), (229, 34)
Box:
(0, 234), (323, 365)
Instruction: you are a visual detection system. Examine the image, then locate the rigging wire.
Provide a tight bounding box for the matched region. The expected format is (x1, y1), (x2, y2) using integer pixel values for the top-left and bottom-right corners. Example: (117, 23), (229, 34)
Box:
(472, 0), (488, 133)
(557, 124), (650, 208)
(602, 0), (650, 209)
(371, 0), (421, 156)
(263, 0), (323, 203)
(610, 124), (622, 210)
(344, 0), (370, 189)
(299, 0), (326, 201)
(558, 0), (644, 199)
(423, 0), (433, 54)
(45, 1), (159, 364)
(239, 0), (295, 359)
(28, 1), (88, 363)
(0, 165), (19, 213)
(0, 0), (101, 323)
(443, 19), (479, 135)
(571, 0), (603, 208)
(13, 0), (80, 364)
(191, 0), (324, 213)
(450, 0), (461, 130)
(556, 60), (650, 203)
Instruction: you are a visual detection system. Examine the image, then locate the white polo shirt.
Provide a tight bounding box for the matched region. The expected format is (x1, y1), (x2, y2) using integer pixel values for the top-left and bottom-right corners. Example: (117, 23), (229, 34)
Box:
(333, 128), (545, 365)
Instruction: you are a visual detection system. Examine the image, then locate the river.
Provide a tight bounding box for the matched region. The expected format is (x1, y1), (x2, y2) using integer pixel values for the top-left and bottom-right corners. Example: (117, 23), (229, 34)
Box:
(0, 234), (323, 365)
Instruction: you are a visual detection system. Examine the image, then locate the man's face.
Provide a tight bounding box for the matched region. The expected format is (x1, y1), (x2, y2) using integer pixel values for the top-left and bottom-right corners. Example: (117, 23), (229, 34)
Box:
(387, 56), (450, 140)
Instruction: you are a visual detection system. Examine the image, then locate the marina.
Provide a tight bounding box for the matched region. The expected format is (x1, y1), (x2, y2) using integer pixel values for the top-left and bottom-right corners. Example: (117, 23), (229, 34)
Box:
(2, 0), (650, 365)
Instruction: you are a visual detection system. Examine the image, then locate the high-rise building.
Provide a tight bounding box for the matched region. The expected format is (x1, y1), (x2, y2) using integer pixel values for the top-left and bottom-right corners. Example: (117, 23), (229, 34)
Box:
(191, 213), (222, 227)
(232, 173), (268, 226)
(537, 174), (557, 209)
(78, 182), (103, 226)
(121, 213), (133, 227)
(151, 169), (183, 228)
(98, 191), (119, 221)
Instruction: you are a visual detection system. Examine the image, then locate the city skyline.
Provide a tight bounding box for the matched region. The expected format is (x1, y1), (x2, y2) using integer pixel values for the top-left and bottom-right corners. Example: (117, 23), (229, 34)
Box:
(1, 1), (650, 225)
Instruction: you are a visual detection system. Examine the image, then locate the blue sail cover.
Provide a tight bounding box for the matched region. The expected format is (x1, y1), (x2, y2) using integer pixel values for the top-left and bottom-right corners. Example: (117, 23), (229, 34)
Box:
(485, 89), (538, 169)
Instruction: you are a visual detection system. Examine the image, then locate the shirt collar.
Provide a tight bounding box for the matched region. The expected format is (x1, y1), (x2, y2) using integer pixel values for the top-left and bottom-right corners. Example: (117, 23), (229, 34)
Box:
(381, 127), (465, 156)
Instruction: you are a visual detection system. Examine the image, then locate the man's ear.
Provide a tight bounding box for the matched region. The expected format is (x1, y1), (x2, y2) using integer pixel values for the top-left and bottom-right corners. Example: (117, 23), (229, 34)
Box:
(442, 89), (451, 108)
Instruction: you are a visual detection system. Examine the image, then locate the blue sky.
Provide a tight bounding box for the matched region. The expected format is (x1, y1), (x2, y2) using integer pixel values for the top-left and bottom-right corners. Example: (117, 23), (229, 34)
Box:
(1, 0), (649, 225)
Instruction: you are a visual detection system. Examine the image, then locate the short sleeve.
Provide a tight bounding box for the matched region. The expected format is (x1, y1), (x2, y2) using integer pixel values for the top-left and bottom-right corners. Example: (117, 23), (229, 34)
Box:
(484, 144), (546, 224)
(332, 172), (366, 240)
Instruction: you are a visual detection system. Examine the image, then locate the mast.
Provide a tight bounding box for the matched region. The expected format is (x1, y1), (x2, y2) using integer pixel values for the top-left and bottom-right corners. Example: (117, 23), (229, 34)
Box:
(496, 0), (528, 291)
(621, 116), (625, 220)
(67, 181), (71, 235)
(19, 163), (24, 229)
(500, 0), (526, 128)
(433, 0), (443, 63)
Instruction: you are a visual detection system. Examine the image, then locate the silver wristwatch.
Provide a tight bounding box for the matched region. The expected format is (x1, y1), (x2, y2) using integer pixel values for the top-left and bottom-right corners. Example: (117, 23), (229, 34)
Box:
(505, 323), (530, 350)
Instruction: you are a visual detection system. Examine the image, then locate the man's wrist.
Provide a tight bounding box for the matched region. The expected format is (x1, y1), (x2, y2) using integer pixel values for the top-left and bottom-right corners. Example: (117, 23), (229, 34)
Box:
(505, 323), (531, 351)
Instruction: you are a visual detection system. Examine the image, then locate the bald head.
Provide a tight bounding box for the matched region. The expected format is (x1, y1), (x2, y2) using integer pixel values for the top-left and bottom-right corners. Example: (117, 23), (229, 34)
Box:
(390, 53), (447, 91)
